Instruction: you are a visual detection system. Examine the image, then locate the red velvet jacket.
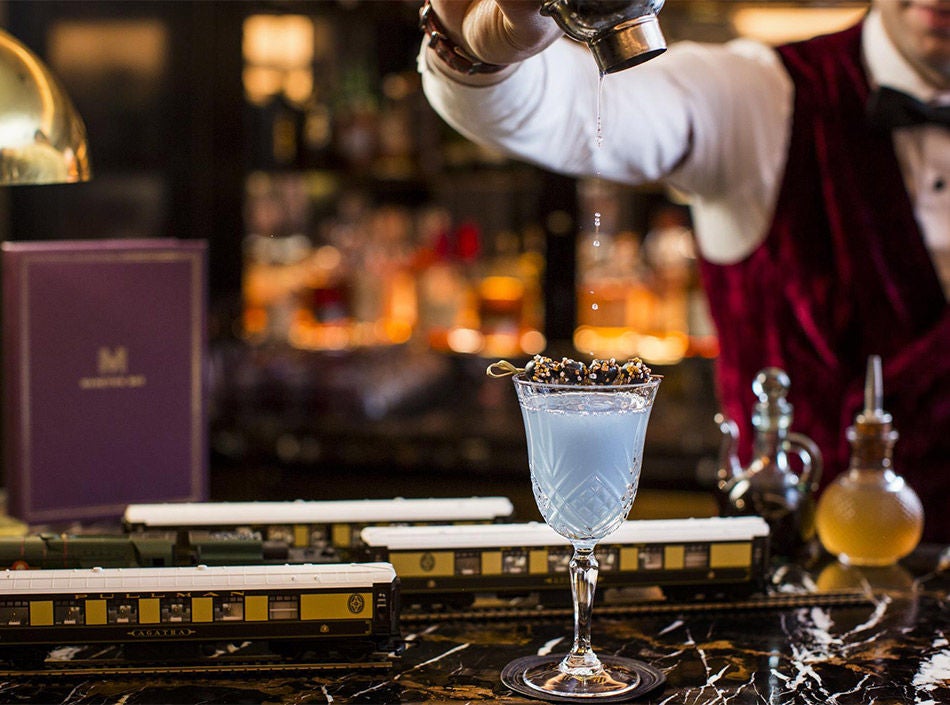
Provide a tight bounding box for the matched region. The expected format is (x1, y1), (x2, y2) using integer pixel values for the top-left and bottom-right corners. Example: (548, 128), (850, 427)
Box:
(698, 23), (950, 542)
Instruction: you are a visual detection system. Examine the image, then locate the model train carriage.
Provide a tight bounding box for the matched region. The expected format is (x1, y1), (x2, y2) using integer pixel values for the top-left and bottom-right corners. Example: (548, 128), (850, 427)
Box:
(360, 517), (770, 600)
(0, 563), (399, 663)
(0, 532), (276, 570)
(123, 497), (514, 558)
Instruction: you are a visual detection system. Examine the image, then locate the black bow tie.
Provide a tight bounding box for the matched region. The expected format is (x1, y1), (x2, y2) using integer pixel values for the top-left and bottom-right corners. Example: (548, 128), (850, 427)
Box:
(867, 86), (950, 131)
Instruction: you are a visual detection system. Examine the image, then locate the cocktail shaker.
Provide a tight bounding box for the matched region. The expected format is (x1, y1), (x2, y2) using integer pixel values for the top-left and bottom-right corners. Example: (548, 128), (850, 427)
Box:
(539, 0), (667, 74)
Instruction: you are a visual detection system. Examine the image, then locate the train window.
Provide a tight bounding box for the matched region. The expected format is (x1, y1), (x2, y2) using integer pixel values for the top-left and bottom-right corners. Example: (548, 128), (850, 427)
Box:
(597, 547), (619, 571)
(162, 599), (191, 622)
(216, 598), (244, 621)
(639, 546), (664, 570)
(684, 544), (709, 569)
(266, 525), (294, 544)
(547, 547), (572, 573)
(0, 602), (29, 625)
(455, 551), (481, 576)
(502, 549), (528, 574)
(232, 527), (260, 540)
(269, 596), (298, 620)
(109, 600), (138, 624)
(55, 601), (83, 625)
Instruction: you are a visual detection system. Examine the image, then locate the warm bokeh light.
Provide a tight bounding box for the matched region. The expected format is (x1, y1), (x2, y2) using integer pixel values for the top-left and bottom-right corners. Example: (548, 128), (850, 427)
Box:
(636, 332), (689, 366)
(243, 15), (314, 71)
(731, 5), (868, 45)
(573, 326), (642, 360)
(243, 15), (315, 104)
(447, 327), (485, 355)
(520, 330), (547, 356)
(573, 325), (689, 366)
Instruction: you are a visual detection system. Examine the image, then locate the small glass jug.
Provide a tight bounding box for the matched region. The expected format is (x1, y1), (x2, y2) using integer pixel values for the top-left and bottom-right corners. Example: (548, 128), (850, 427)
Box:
(715, 367), (823, 559)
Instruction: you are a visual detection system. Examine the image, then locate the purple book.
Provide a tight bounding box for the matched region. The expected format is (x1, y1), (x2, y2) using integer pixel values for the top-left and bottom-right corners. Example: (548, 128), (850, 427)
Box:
(2, 239), (208, 525)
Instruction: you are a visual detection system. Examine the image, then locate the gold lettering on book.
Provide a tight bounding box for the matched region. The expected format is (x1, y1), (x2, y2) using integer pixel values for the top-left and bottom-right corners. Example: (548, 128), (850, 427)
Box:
(78, 345), (148, 390)
(78, 375), (147, 389)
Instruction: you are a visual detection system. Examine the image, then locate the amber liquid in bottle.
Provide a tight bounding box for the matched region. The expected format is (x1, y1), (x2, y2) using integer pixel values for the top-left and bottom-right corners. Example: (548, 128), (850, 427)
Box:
(816, 469), (923, 567)
(815, 356), (923, 567)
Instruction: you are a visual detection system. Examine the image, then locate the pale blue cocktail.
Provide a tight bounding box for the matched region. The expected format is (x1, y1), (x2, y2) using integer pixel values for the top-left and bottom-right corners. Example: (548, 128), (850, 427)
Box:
(512, 371), (661, 699)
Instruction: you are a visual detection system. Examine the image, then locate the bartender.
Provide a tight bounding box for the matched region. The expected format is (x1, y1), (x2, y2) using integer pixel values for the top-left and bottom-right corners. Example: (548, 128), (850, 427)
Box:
(419, 0), (950, 543)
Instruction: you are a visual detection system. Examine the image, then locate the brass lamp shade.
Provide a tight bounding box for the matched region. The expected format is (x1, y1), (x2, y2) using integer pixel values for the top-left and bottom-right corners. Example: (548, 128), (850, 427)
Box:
(0, 28), (91, 185)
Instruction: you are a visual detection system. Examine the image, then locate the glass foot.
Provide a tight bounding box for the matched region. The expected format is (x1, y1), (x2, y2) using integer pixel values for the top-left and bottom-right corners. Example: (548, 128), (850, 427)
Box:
(524, 657), (639, 697)
(501, 655), (665, 703)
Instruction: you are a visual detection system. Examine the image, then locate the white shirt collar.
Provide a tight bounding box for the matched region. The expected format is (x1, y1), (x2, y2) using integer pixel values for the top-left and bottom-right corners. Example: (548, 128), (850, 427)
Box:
(863, 8), (950, 104)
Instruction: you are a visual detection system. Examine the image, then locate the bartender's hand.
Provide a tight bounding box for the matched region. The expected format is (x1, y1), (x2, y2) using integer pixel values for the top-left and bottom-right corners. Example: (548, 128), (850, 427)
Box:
(427, 0), (562, 85)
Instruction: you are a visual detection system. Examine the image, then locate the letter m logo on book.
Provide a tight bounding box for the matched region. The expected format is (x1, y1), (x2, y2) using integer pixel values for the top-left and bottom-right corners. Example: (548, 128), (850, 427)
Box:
(98, 346), (128, 375)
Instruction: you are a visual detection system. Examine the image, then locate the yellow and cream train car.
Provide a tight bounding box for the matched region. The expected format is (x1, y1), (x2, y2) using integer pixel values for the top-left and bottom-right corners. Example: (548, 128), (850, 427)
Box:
(360, 516), (770, 602)
(0, 562), (399, 665)
(123, 497), (514, 559)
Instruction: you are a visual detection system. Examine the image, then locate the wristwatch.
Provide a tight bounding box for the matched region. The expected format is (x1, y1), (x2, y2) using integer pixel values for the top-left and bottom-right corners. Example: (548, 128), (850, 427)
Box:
(419, 0), (507, 75)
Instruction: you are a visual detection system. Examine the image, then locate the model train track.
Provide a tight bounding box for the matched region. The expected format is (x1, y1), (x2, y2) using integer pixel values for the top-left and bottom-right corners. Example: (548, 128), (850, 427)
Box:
(0, 654), (396, 678)
(400, 590), (874, 623)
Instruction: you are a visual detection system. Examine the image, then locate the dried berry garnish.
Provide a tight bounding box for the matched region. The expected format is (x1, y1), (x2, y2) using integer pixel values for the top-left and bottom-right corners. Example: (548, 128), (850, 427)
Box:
(524, 354), (562, 383)
(588, 358), (621, 385)
(492, 355), (653, 386)
(558, 357), (589, 385)
(618, 357), (652, 384)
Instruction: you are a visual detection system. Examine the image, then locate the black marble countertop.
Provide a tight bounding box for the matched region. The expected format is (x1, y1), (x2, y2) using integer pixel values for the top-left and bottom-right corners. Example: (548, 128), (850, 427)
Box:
(4, 547), (948, 705)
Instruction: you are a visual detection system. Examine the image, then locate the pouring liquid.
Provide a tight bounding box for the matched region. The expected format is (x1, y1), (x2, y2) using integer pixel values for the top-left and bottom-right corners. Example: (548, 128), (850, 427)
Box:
(580, 72), (607, 356)
(596, 72), (606, 149)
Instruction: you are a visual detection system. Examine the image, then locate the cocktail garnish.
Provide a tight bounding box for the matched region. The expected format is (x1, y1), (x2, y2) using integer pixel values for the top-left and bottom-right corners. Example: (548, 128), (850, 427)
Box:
(487, 355), (653, 385)
(486, 360), (524, 378)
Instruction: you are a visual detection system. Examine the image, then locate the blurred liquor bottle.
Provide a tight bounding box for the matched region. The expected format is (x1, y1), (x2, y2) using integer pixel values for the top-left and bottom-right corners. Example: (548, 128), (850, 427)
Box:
(416, 218), (481, 353)
(478, 229), (545, 358)
(574, 178), (655, 359)
(574, 179), (716, 365)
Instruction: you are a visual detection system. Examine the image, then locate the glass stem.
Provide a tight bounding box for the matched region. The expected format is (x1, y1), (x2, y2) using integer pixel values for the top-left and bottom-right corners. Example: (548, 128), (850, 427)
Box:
(562, 546), (603, 676)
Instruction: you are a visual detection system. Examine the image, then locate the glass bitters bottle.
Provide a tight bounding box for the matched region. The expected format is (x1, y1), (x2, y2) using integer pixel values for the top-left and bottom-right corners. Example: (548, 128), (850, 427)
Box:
(815, 355), (924, 566)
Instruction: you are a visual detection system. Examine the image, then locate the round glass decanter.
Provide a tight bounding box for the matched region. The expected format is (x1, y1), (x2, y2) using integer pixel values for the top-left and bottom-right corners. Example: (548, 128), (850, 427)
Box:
(815, 356), (923, 567)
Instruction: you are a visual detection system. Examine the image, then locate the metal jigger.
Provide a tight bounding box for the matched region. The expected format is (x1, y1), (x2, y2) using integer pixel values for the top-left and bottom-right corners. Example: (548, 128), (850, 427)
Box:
(540, 0), (667, 74)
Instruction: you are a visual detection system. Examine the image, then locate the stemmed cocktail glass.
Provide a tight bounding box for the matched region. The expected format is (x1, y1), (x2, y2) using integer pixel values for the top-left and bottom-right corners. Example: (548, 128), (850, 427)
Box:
(503, 368), (661, 700)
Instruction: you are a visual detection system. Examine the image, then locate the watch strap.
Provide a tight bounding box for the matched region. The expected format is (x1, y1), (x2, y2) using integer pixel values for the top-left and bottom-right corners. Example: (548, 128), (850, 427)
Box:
(420, 0), (507, 75)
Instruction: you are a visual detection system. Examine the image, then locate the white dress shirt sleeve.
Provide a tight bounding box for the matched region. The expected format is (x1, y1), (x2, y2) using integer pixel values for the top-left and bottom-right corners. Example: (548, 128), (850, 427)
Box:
(420, 36), (794, 264)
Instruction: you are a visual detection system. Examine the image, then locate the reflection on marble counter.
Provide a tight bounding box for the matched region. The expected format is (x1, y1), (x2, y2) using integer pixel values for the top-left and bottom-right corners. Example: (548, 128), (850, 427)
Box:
(3, 552), (947, 705)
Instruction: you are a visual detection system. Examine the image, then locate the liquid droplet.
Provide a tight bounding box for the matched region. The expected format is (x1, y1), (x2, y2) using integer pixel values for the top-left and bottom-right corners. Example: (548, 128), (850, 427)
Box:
(596, 73), (606, 149)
